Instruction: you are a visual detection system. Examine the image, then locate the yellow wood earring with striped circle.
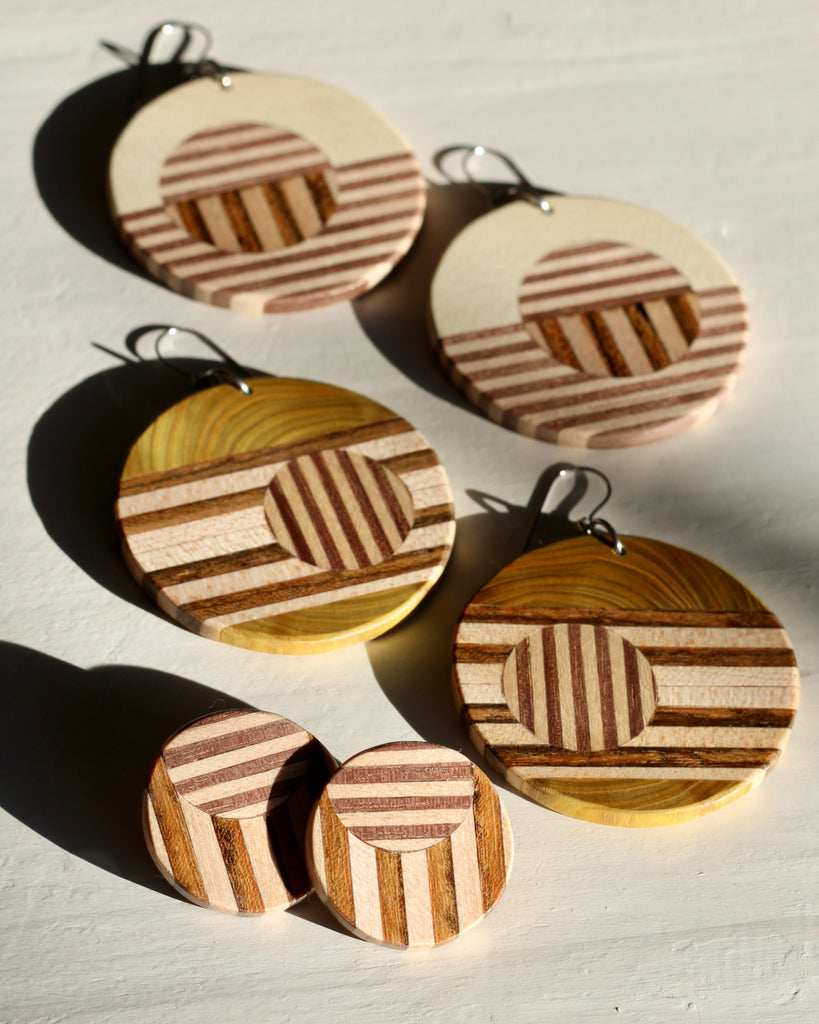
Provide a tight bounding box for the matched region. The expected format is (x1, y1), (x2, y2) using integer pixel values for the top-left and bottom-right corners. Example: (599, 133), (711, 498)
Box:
(452, 468), (799, 827)
(108, 34), (425, 313)
(429, 148), (747, 448)
(115, 351), (455, 654)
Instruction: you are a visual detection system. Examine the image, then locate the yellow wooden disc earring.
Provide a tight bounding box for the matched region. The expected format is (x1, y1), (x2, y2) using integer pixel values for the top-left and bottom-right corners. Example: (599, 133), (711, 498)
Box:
(452, 466), (799, 827)
(115, 327), (455, 654)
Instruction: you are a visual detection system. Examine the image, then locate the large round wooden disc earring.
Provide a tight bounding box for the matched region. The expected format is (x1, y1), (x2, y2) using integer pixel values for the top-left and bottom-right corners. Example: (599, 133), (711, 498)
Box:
(115, 328), (455, 654)
(429, 147), (747, 448)
(452, 467), (799, 827)
(145, 709), (337, 913)
(108, 24), (425, 313)
(305, 742), (513, 947)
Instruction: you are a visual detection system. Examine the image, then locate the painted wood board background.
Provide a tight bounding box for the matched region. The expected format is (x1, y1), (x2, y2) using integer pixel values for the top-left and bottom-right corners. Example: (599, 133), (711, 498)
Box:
(3, 2), (818, 1023)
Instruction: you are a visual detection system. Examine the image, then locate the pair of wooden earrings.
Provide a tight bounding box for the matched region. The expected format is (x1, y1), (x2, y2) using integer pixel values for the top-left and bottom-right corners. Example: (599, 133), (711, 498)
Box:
(108, 26), (747, 450)
(145, 711), (513, 948)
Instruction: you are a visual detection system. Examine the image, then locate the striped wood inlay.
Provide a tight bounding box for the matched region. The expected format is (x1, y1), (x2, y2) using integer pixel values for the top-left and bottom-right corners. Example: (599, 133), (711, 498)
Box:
(160, 124), (335, 254)
(116, 377), (455, 654)
(109, 74), (426, 312)
(306, 743), (513, 947)
(519, 243), (700, 377)
(453, 535), (799, 827)
(145, 710), (336, 913)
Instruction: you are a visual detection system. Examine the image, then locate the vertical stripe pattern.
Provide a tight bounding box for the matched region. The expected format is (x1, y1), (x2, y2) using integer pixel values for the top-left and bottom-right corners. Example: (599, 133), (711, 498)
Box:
(501, 624), (657, 750)
(307, 743), (513, 947)
(145, 710), (335, 914)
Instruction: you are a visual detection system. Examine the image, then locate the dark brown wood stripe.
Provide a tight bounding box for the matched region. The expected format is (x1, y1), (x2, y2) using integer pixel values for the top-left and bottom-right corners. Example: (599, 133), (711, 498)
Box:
(471, 766), (506, 913)
(638, 647), (797, 667)
(380, 448), (440, 476)
(522, 268), (687, 306)
(371, 460), (412, 537)
(597, 629), (618, 749)
(542, 626), (563, 747)
(444, 336), (545, 365)
(264, 181), (302, 245)
(466, 355), (557, 384)
(329, 186), (423, 212)
(518, 385), (728, 430)
(121, 486), (267, 534)
(454, 643), (515, 664)
(330, 795), (472, 813)
(377, 849), (409, 946)
(514, 635), (536, 730)
(212, 816), (265, 913)
(650, 707), (795, 728)
(352, 823), (458, 841)
(439, 322), (529, 346)
(523, 251), (657, 284)
(586, 311), (630, 376)
(336, 153), (420, 174)
(336, 449), (393, 560)
(319, 793), (354, 922)
(668, 293), (700, 339)
(145, 543), (292, 591)
(160, 144), (320, 183)
(626, 302), (674, 368)
(311, 454), (371, 567)
(175, 749), (309, 795)
(119, 418), (410, 495)
(522, 285), (691, 322)
(493, 746), (781, 769)
(568, 624), (592, 748)
(305, 172), (335, 222)
(162, 161), (329, 205)
(288, 457), (345, 566)
(338, 168), (421, 190)
(173, 200), (210, 242)
(222, 190), (263, 251)
(696, 321), (749, 339)
(462, 606), (782, 629)
(538, 319), (582, 370)
(333, 762), (473, 785)
(427, 838), (459, 943)
(462, 704), (518, 724)
(624, 638), (644, 738)
(148, 758), (208, 904)
(163, 719), (303, 768)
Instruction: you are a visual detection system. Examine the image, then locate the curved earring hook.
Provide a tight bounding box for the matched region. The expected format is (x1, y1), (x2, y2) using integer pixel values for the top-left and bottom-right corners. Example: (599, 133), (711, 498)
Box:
(154, 326), (252, 394)
(460, 145), (554, 214)
(523, 464), (626, 555)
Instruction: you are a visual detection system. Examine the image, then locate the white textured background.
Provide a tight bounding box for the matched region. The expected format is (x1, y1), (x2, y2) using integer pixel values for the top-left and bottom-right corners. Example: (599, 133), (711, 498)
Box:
(2, 2), (817, 1022)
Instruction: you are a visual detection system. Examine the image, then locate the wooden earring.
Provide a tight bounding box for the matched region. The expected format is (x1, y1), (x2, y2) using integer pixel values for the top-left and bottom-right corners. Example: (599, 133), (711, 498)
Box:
(305, 741), (513, 947)
(108, 23), (425, 313)
(429, 147), (747, 448)
(452, 466), (799, 827)
(145, 709), (337, 913)
(115, 327), (455, 654)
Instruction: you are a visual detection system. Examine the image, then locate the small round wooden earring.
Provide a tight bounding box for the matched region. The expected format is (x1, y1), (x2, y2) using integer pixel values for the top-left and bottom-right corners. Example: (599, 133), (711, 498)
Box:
(108, 23), (425, 313)
(452, 467), (799, 827)
(429, 147), (747, 448)
(145, 709), (336, 913)
(305, 742), (513, 947)
(115, 327), (455, 654)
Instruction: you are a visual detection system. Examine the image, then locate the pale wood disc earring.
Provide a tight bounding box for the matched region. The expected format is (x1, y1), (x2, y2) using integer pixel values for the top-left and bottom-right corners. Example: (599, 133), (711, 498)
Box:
(145, 710), (336, 913)
(109, 70), (425, 313)
(452, 468), (799, 827)
(116, 370), (455, 655)
(429, 148), (747, 447)
(305, 742), (513, 947)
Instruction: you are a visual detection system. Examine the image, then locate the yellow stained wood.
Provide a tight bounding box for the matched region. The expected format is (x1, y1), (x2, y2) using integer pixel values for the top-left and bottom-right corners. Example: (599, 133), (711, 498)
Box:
(453, 535), (799, 827)
(108, 73), (425, 313)
(429, 196), (747, 447)
(305, 742), (513, 948)
(117, 377), (455, 654)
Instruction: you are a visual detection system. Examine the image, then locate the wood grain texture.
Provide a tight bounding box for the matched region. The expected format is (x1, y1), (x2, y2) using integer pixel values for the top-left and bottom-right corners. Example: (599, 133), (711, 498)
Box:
(305, 742), (513, 947)
(115, 377), (455, 654)
(144, 710), (336, 913)
(108, 74), (425, 313)
(430, 197), (747, 447)
(453, 536), (799, 827)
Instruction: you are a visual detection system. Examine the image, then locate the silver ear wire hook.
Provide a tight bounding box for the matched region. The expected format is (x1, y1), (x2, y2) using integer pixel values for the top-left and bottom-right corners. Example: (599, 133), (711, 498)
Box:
(524, 465), (626, 555)
(461, 145), (553, 214)
(154, 327), (252, 394)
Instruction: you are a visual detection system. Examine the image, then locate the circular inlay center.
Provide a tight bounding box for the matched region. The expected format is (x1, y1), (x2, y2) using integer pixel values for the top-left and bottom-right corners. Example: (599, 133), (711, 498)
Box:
(263, 449), (415, 571)
(502, 624), (657, 751)
(518, 242), (700, 378)
(162, 710), (323, 819)
(326, 743), (475, 851)
(159, 122), (337, 254)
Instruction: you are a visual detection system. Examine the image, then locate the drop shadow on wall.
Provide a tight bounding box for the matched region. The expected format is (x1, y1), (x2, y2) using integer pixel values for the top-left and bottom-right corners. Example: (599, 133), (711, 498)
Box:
(26, 332), (263, 617)
(365, 465), (584, 755)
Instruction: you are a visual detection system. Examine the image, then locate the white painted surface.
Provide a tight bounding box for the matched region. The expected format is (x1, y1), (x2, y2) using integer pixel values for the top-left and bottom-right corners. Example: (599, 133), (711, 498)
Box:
(1, 2), (817, 1022)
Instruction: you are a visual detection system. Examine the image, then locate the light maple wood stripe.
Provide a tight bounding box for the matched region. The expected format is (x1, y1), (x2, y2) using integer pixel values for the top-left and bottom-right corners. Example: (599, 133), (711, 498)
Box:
(144, 711), (334, 913)
(307, 744), (513, 947)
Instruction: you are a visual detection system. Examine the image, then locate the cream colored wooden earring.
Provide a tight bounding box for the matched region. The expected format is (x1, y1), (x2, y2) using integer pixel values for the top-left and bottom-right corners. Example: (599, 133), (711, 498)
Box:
(452, 466), (799, 827)
(115, 327), (455, 654)
(108, 23), (425, 313)
(429, 147), (747, 448)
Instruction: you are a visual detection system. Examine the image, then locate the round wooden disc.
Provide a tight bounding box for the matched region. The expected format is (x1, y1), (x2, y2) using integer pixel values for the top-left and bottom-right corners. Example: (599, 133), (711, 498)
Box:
(306, 742), (513, 948)
(115, 376), (455, 654)
(453, 536), (799, 827)
(430, 196), (748, 447)
(108, 73), (425, 313)
(144, 710), (336, 913)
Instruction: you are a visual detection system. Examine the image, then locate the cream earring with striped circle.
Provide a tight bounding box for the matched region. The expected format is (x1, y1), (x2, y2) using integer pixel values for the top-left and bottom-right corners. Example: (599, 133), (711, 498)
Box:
(429, 148), (747, 448)
(108, 38), (425, 313)
(115, 329), (455, 655)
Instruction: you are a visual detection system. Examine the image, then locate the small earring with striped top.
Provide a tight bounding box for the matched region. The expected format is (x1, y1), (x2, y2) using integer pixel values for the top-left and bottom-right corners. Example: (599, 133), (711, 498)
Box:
(115, 326), (455, 655)
(429, 146), (748, 448)
(107, 23), (426, 313)
(452, 465), (799, 827)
